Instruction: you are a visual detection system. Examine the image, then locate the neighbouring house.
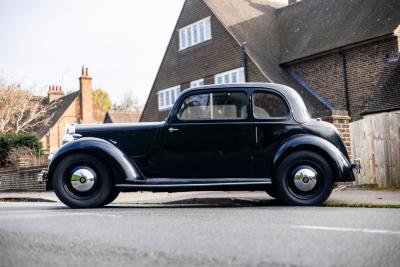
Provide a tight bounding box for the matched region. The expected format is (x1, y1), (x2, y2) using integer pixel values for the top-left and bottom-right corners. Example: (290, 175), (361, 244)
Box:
(140, 0), (400, 157)
(36, 67), (106, 152)
(104, 111), (142, 123)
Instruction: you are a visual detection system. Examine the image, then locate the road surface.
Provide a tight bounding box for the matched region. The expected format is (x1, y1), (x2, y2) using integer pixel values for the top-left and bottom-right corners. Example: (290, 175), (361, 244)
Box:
(1, 201), (399, 267)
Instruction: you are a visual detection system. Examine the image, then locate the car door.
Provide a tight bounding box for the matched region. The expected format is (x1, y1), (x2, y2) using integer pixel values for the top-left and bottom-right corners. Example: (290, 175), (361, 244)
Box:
(152, 89), (253, 179)
(251, 89), (298, 178)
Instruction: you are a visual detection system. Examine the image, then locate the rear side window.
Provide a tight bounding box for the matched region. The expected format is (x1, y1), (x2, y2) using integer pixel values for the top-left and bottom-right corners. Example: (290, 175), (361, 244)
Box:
(253, 92), (290, 119)
(178, 92), (248, 120)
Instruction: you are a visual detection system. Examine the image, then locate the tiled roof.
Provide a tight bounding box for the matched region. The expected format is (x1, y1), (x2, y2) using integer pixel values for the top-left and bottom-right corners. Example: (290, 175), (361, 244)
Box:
(35, 91), (79, 138)
(278, 0), (400, 63)
(105, 111), (141, 123)
(363, 63), (400, 115)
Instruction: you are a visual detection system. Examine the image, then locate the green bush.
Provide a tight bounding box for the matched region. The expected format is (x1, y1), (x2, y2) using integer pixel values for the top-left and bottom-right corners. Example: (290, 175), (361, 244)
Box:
(0, 132), (42, 166)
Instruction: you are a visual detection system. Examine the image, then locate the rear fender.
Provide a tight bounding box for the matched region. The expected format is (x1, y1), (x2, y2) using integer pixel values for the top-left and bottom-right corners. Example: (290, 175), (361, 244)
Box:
(273, 135), (354, 182)
(47, 137), (142, 186)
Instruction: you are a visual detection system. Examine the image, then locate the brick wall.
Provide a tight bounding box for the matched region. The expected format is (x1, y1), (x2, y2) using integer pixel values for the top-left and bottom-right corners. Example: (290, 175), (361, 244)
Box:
(0, 166), (47, 192)
(290, 37), (399, 121)
(0, 156), (47, 192)
(323, 111), (352, 159)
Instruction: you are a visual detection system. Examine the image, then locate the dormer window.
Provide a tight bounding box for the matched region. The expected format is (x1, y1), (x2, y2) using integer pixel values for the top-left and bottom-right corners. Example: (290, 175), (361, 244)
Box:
(179, 17), (211, 50)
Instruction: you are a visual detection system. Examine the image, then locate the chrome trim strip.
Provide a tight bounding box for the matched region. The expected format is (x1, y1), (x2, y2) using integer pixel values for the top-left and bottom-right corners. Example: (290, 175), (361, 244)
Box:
(116, 179), (272, 188)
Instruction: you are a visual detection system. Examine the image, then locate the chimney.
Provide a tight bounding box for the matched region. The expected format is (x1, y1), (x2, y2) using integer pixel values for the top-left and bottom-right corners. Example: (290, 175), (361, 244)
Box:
(48, 85), (64, 102)
(288, 0), (299, 5)
(79, 66), (93, 124)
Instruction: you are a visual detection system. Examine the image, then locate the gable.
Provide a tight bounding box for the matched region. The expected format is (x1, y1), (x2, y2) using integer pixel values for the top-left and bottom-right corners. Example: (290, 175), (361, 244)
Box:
(141, 0), (248, 121)
(35, 91), (79, 138)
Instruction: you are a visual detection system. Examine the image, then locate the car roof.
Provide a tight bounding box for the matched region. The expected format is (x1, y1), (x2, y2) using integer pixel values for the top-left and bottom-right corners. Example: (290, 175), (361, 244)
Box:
(179, 83), (311, 123)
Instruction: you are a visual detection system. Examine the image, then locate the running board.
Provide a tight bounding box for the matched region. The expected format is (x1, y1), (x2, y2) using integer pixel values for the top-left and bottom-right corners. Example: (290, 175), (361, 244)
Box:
(115, 178), (271, 192)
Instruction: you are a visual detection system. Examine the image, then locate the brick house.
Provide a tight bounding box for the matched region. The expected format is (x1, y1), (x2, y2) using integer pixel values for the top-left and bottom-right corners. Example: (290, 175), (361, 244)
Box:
(36, 67), (105, 152)
(140, 0), (400, 155)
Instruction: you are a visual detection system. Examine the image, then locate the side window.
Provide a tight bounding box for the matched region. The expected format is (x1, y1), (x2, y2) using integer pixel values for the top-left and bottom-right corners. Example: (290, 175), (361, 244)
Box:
(178, 92), (248, 121)
(253, 92), (289, 119)
(178, 93), (210, 120)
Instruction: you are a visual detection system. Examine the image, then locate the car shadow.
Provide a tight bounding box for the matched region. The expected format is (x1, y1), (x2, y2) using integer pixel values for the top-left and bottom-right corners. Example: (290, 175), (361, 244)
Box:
(104, 197), (286, 209)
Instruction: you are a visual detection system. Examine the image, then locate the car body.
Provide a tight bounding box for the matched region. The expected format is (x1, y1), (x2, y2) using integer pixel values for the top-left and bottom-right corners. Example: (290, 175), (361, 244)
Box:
(40, 83), (359, 208)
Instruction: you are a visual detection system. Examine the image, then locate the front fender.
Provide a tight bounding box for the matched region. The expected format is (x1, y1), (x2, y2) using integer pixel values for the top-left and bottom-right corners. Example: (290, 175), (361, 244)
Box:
(274, 135), (355, 182)
(47, 137), (141, 185)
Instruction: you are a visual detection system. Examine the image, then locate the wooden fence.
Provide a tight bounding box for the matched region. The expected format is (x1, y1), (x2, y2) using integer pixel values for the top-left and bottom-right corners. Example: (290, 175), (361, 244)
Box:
(350, 111), (400, 187)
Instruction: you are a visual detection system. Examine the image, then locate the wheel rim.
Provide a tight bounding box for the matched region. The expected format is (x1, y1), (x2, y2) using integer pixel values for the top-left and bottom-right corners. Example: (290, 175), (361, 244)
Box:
(71, 168), (96, 192)
(286, 163), (324, 200)
(293, 167), (318, 192)
(63, 165), (100, 199)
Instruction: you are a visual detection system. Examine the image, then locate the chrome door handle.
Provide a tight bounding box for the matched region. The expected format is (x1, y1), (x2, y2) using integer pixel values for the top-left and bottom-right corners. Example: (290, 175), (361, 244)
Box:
(168, 127), (179, 133)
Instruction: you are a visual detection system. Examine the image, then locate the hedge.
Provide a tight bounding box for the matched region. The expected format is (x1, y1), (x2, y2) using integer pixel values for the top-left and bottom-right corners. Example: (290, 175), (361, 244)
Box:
(0, 132), (42, 166)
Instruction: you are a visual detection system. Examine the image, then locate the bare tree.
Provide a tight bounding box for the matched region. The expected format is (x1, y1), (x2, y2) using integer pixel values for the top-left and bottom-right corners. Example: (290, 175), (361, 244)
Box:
(112, 90), (143, 112)
(0, 80), (58, 133)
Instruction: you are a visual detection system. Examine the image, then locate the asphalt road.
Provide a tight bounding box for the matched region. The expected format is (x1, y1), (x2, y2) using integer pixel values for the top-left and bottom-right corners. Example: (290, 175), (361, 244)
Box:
(0, 202), (399, 267)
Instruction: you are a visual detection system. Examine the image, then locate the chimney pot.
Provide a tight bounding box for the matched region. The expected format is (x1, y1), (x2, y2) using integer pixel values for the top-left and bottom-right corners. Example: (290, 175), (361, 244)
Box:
(85, 67), (89, 77)
(82, 66), (85, 76)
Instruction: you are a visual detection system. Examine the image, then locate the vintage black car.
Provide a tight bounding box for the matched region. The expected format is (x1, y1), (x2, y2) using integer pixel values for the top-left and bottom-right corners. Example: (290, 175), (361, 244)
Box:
(39, 83), (360, 208)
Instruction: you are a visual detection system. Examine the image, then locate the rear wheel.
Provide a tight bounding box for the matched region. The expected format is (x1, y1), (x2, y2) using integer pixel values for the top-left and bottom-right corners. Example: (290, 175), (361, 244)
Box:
(102, 188), (120, 206)
(275, 151), (334, 206)
(53, 153), (112, 208)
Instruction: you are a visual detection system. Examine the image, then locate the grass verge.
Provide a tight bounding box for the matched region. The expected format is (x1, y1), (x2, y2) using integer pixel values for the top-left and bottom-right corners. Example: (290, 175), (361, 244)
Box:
(324, 202), (400, 208)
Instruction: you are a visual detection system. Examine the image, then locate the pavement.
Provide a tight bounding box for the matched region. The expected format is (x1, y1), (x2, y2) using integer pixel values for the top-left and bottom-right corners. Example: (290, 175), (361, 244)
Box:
(1, 188), (400, 206)
(1, 202), (400, 267)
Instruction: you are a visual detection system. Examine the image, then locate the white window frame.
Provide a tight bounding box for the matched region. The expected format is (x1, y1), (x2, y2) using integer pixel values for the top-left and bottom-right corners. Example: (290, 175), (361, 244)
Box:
(190, 78), (204, 88)
(179, 17), (212, 50)
(214, 67), (245, 85)
(158, 85), (181, 111)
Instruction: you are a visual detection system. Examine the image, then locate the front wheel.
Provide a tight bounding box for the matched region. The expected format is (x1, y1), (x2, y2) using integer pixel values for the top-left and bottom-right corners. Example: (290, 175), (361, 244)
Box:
(53, 153), (112, 208)
(275, 151), (334, 206)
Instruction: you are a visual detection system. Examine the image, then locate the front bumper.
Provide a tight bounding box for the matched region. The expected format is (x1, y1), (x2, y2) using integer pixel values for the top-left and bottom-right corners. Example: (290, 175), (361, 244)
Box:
(37, 169), (48, 183)
(351, 158), (362, 173)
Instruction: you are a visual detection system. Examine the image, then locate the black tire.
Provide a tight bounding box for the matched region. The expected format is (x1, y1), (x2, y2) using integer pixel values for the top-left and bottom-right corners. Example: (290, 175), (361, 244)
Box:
(101, 188), (120, 206)
(275, 151), (334, 206)
(52, 153), (112, 208)
(265, 186), (280, 200)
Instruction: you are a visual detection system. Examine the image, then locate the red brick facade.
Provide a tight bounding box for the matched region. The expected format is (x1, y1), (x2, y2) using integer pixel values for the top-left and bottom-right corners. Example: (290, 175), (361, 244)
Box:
(290, 37), (399, 121)
(39, 67), (105, 152)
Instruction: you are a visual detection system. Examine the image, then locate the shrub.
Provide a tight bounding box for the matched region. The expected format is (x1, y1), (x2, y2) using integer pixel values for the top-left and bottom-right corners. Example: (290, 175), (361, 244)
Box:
(0, 132), (42, 167)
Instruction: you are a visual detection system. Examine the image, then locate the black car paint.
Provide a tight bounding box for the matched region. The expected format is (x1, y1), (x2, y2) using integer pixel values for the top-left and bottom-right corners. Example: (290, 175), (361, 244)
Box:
(47, 83), (355, 191)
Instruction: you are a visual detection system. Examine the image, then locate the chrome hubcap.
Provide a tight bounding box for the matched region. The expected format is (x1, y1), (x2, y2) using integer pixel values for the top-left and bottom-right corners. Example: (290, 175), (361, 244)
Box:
(71, 168), (96, 192)
(293, 167), (318, 192)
